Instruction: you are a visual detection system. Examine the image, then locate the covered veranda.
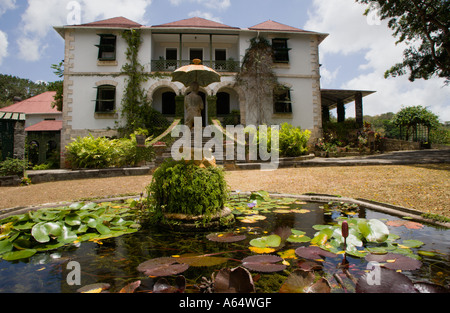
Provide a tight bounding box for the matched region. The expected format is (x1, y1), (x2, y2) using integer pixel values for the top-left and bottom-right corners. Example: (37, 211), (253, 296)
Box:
(321, 89), (376, 128)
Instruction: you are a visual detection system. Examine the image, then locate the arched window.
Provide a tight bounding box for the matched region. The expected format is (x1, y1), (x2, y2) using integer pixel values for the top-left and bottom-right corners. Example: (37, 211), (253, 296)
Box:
(95, 85), (116, 113)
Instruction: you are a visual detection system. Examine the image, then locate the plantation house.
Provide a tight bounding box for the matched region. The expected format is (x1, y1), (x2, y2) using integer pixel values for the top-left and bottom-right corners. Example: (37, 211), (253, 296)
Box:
(54, 16), (374, 163)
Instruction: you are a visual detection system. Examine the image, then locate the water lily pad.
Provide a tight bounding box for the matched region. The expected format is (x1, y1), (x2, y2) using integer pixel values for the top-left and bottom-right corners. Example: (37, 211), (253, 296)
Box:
(358, 219), (389, 243)
(1, 249), (37, 261)
(77, 283), (110, 293)
(242, 255), (286, 273)
(249, 235), (281, 249)
(400, 239), (424, 248)
(177, 254), (229, 267)
(137, 257), (189, 277)
(279, 269), (331, 293)
(356, 267), (417, 293)
(287, 230), (311, 243)
(295, 246), (337, 260)
(249, 247), (276, 254)
(365, 253), (422, 270)
(206, 232), (246, 243)
(413, 282), (449, 293)
(214, 267), (255, 293)
(153, 276), (186, 293)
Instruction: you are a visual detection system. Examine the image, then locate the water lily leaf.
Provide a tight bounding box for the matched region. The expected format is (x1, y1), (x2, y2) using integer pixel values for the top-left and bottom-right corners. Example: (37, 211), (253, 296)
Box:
(250, 191), (270, 201)
(290, 209), (311, 214)
(214, 267), (255, 293)
(119, 280), (141, 293)
(417, 250), (436, 257)
(386, 220), (424, 230)
(31, 223), (51, 243)
(358, 219), (389, 243)
(287, 230), (311, 243)
(356, 267), (417, 293)
(137, 257), (189, 277)
(279, 269), (331, 293)
(242, 255), (286, 273)
(413, 282), (449, 293)
(311, 228), (333, 246)
(365, 253), (422, 270)
(295, 246), (337, 260)
(177, 254), (229, 267)
(77, 283), (110, 293)
(273, 209), (291, 214)
(206, 232), (246, 243)
(400, 240), (424, 248)
(1, 249), (37, 261)
(297, 260), (323, 271)
(155, 276), (186, 294)
(65, 214), (82, 226)
(250, 235), (281, 248)
(0, 239), (13, 255)
(249, 247), (276, 254)
(277, 249), (297, 259)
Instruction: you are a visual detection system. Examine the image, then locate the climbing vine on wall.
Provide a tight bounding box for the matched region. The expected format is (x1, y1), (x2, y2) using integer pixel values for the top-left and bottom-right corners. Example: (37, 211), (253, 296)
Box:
(120, 29), (170, 137)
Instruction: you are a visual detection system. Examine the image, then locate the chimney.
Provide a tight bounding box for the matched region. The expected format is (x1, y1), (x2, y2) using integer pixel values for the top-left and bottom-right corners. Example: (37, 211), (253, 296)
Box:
(13, 96), (23, 103)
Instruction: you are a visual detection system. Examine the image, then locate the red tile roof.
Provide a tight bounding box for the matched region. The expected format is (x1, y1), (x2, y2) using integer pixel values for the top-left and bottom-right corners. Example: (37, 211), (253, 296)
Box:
(26, 120), (63, 132)
(0, 91), (60, 115)
(78, 16), (142, 28)
(152, 17), (239, 30)
(249, 20), (310, 33)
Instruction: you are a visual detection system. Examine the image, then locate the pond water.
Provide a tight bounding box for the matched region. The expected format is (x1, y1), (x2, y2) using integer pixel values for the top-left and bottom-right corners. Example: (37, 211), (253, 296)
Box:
(0, 195), (448, 293)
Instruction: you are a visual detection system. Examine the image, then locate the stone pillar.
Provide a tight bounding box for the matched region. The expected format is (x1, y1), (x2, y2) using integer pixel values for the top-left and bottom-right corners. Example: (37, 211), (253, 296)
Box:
(13, 120), (25, 160)
(355, 92), (363, 128)
(337, 100), (345, 123)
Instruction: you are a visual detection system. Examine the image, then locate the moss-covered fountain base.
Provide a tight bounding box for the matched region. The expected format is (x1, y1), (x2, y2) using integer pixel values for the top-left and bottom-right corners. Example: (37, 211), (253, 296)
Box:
(146, 158), (234, 230)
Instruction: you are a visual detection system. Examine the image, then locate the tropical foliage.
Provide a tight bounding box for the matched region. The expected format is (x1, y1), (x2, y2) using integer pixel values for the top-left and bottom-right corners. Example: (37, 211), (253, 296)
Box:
(65, 134), (153, 169)
(147, 159), (229, 218)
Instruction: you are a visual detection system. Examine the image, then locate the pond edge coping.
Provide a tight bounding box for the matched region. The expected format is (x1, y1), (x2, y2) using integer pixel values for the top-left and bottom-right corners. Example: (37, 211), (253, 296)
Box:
(1, 193), (448, 229)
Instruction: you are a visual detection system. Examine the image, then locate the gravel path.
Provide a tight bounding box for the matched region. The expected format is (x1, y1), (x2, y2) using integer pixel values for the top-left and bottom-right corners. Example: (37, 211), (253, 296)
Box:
(1, 164), (449, 218)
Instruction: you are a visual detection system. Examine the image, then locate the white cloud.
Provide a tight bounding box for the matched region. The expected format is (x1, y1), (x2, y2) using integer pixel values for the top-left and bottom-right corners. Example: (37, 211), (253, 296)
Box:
(15, 0), (153, 62)
(0, 30), (8, 65)
(305, 0), (450, 121)
(320, 66), (340, 86)
(188, 10), (222, 23)
(0, 0), (16, 16)
(170, 0), (230, 11)
(17, 37), (47, 62)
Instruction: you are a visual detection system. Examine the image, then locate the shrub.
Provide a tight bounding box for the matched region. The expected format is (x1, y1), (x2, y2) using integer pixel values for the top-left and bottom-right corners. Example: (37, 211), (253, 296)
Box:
(0, 158), (27, 176)
(65, 134), (153, 169)
(278, 123), (311, 157)
(147, 159), (229, 217)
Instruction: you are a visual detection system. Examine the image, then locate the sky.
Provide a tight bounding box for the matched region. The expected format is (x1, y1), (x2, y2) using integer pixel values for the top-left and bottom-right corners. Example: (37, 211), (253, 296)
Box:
(0, 0), (449, 121)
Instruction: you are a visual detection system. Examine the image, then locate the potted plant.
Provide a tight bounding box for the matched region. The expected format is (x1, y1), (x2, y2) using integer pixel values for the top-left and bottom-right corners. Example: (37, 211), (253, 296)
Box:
(134, 128), (149, 147)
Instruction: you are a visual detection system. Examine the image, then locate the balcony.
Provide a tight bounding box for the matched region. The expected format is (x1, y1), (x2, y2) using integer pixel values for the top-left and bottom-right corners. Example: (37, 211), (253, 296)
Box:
(151, 59), (240, 73)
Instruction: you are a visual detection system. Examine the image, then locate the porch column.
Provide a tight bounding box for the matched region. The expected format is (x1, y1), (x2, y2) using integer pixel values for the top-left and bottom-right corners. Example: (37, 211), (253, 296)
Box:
(355, 92), (363, 128)
(209, 34), (213, 68)
(179, 34), (183, 67)
(337, 100), (345, 123)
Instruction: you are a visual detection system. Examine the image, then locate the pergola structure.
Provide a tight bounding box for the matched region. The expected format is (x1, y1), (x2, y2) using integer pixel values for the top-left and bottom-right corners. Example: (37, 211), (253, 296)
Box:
(321, 89), (376, 128)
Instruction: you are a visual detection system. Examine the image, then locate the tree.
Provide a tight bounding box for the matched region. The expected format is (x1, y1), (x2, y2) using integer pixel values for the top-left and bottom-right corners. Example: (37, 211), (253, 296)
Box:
(0, 74), (48, 107)
(393, 105), (440, 142)
(357, 0), (450, 84)
(236, 36), (278, 125)
(48, 61), (64, 112)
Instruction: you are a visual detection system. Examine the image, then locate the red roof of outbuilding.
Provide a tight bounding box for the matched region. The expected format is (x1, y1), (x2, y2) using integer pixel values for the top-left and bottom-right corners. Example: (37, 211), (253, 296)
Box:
(26, 120), (63, 132)
(0, 91), (60, 115)
(152, 17), (239, 30)
(249, 20), (311, 33)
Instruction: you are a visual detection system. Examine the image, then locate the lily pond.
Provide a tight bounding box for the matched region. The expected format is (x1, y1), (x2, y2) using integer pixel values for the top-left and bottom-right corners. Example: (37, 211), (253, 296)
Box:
(0, 192), (448, 293)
